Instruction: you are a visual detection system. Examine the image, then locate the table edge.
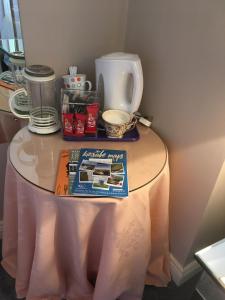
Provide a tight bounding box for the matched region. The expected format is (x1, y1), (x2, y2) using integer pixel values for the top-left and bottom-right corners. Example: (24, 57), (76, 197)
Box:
(8, 139), (168, 197)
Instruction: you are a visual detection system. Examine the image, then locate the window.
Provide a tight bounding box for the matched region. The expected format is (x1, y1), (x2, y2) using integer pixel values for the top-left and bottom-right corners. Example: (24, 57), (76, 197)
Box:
(0, 0), (23, 52)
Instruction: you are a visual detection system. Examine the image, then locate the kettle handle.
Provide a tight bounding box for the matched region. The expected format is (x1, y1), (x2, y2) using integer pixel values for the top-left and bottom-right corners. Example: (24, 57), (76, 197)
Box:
(127, 59), (143, 113)
(9, 88), (30, 119)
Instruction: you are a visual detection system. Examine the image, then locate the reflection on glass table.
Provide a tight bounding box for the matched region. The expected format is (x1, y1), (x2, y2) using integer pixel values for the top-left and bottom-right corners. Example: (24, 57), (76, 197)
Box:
(0, 39), (24, 58)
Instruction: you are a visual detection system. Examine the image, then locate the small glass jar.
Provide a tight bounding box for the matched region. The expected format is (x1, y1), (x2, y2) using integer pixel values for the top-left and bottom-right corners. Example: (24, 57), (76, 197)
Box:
(9, 52), (26, 86)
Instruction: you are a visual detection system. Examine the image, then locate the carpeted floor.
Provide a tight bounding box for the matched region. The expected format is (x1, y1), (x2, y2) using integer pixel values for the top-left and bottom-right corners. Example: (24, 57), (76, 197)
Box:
(142, 275), (202, 300)
(0, 239), (202, 300)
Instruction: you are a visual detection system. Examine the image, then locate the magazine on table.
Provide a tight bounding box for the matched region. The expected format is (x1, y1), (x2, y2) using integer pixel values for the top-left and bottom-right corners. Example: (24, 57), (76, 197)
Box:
(72, 148), (128, 198)
(55, 148), (128, 198)
(55, 149), (80, 196)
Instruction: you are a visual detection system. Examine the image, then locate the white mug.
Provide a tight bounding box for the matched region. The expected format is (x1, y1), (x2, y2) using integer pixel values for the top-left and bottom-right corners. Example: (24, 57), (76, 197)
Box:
(63, 74), (92, 91)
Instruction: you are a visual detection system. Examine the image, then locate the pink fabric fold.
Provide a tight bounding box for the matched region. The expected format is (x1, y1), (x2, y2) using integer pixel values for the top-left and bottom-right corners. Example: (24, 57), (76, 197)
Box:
(1, 159), (170, 300)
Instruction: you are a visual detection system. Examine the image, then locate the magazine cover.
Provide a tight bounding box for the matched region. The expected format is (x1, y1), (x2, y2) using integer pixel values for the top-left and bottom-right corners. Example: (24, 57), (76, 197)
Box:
(72, 148), (128, 198)
(55, 149), (80, 196)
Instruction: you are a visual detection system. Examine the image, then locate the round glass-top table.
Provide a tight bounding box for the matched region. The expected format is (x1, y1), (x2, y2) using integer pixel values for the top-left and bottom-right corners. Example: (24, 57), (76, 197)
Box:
(2, 125), (171, 300)
(9, 125), (167, 193)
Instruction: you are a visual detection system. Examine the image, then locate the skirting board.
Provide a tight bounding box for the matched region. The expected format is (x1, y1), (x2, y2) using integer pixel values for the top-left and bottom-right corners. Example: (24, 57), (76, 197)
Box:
(0, 220), (3, 239)
(170, 253), (202, 286)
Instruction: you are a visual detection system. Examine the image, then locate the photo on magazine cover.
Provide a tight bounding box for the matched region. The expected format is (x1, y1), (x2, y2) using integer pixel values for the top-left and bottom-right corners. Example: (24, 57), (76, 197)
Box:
(107, 174), (124, 187)
(92, 178), (109, 190)
(93, 162), (111, 177)
(80, 160), (96, 171)
(79, 170), (93, 182)
(111, 163), (124, 174)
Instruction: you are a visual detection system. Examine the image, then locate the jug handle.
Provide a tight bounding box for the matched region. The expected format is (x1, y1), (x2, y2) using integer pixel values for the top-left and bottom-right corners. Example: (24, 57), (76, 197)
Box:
(9, 88), (30, 119)
(127, 60), (143, 113)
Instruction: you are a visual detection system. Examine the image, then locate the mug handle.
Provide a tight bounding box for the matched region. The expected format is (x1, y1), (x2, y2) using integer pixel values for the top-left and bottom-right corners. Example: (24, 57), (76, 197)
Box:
(126, 115), (137, 132)
(9, 88), (30, 119)
(85, 80), (92, 91)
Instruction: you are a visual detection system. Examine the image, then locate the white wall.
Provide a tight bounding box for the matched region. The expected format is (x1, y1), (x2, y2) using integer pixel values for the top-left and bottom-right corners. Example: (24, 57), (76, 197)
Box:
(125, 0), (225, 267)
(190, 159), (225, 257)
(19, 0), (128, 82)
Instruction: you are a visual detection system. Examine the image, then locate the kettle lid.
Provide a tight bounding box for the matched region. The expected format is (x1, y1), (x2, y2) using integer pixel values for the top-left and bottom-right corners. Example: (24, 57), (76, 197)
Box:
(97, 52), (140, 62)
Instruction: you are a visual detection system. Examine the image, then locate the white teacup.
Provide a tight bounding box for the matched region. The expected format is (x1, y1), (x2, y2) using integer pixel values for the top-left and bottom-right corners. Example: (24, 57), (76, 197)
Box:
(102, 109), (136, 138)
(63, 74), (92, 90)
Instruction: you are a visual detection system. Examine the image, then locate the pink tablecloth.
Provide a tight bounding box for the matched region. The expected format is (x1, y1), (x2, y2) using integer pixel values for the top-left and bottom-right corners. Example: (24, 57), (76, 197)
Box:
(1, 158), (170, 300)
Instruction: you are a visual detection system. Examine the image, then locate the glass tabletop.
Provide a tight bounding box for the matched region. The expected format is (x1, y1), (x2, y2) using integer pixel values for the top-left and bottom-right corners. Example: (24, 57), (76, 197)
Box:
(9, 125), (168, 193)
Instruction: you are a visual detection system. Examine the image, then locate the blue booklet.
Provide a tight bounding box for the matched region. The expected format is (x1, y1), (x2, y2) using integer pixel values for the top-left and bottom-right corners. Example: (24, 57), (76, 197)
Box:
(72, 148), (128, 198)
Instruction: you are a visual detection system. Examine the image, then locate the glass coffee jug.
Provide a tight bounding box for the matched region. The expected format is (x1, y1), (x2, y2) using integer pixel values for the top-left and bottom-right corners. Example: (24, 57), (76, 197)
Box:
(9, 65), (61, 134)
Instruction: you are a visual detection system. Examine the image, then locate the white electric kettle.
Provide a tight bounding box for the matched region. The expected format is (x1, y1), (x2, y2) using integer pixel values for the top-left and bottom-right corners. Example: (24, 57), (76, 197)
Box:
(95, 52), (143, 113)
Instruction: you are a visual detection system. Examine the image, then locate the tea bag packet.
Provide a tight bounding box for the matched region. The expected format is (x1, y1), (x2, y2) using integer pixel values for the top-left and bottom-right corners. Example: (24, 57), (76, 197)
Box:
(85, 103), (99, 134)
(63, 113), (74, 135)
(74, 113), (86, 136)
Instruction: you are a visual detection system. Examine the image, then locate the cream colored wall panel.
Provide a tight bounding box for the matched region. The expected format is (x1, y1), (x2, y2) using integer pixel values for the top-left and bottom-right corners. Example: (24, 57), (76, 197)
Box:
(19, 0), (129, 83)
(125, 0), (225, 267)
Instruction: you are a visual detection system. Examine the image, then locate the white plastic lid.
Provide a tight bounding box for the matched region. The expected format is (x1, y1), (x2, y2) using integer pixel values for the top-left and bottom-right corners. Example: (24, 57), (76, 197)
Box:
(23, 65), (55, 82)
(97, 52), (140, 62)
